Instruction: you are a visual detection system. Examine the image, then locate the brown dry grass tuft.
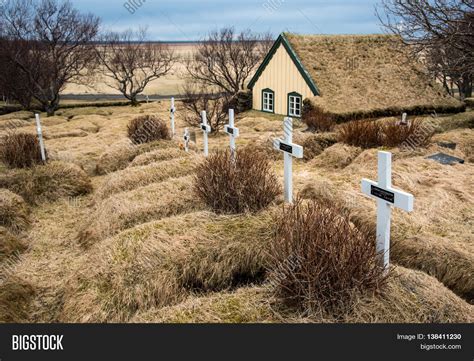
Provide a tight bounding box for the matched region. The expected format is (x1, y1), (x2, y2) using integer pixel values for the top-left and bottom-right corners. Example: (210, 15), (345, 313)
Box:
(337, 118), (434, 149)
(299, 133), (337, 161)
(0, 227), (28, 263)
(344, 267), (474, 323)
(0, 277), (35, 323)
(0, 189), (30, 234)
(302, 103), (336, 132)
(65, 210), (275, 322)
(392, 236), (474, 303)
(132, 287), (278, 323)
(310, 143), (362, 169)
(132, 267), (474, 323)
(0, 132), (44, 169)
(194, 147), (280, 214)
(127, 115), (171, 144)
(269, 199), (386, 315)
(337, 119), (382, 148)
(78, 176), (203, 247)
(96, 156), (199, 199)
(0, 161), (92, 204)
(129, 148), (188, 167)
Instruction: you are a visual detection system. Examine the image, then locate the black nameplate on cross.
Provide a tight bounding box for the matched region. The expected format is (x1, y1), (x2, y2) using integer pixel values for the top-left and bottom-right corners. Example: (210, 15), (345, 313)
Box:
(279, 143), (293, 154)
(370, 185), (395, 204)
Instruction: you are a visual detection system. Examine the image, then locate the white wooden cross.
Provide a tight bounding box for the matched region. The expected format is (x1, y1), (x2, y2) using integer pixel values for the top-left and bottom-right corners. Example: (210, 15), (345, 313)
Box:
(200, 110), (211, 157)
(35, 113), (46, 162)
(224, 109), (239, 156)
(183, 127), (190, 152)
(170, 97), (176, 136)
(361, 151), (414, 270)
(273, 117), (303, 203)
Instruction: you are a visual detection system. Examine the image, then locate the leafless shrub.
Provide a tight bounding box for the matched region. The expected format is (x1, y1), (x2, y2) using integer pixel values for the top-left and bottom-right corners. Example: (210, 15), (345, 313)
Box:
(0, 132), (44, 168)
(302, 102), (336, 132)
(127, 115), (171, 144)
(337, 119), (382, 148)
(337, 118), (434, 149)
(194, 146), (280, 214)
(383, 118), (434, 148)
(268, 198), (386, 315)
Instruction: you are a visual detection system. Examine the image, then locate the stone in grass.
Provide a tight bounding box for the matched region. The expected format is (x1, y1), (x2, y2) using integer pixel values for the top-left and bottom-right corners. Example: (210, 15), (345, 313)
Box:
(437, 142), (457, 150)
(427, 153), (464, 165)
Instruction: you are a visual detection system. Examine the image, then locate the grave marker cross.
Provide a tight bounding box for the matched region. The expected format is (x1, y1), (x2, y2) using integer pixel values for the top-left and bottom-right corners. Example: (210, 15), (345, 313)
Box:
(170, 97), (176, 136)
(273, 117), (303, 203)
(224, 109), (239, 156)
(200, 111), (211, 157)
(361, 151), (414, 270)
(35, 113), (46, 162)
(183, 128), (190, 152)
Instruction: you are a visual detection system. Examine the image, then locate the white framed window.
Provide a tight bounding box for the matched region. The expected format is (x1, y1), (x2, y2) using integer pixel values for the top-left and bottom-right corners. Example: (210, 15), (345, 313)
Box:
(262, 89), (274, 113)
(288, 93), (302, 117)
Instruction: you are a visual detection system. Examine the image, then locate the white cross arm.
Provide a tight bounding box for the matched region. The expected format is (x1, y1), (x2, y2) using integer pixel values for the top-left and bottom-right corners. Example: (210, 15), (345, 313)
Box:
(273, 138), (303, 159)
(361, 179), (414, 212)
(224, 125), (239, 137)
(200, 123), (211, 133)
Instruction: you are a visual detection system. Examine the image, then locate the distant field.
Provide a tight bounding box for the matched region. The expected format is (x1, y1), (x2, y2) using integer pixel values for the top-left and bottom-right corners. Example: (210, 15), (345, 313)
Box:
(61, 43), (198, 99)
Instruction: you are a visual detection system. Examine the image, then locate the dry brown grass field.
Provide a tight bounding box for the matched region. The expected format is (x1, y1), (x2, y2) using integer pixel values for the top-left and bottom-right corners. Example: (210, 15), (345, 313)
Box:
(62, 43), (196, 97)
(0, 99), (473, 323)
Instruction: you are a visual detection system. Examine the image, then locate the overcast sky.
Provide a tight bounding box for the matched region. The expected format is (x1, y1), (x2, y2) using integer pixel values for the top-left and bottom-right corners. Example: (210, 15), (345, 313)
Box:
(70, 0), (385, 41)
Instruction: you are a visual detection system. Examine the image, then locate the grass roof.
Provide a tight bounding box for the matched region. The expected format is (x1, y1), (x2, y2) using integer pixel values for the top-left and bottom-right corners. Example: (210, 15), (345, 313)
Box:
(284, 33), (464, 118)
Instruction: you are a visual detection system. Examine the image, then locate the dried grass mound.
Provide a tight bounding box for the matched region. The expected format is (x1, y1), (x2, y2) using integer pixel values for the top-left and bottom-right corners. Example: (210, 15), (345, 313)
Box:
(0, 277), (35, 323)
(269, 199), (386, 315)
(0, 161), (92, 204)
(310, 143), (362, 169)
(78, 176), (203, 247)
(0, 189), (30, 234)
(66, 211), (274, 322)
(0, 227), (28, 263)
(127, 115), (171, 144)
(95, 139), (139, 175)
(345, 267), (474, 323)
(96, 156), (198, 199)
(129, 148), (186, 167)
(132, 287), (277, 323)
(194, 146), (280, 214)
(392, 236), (474, 303)
(300, 133), (337, 161)
(0, 132), (44, 169)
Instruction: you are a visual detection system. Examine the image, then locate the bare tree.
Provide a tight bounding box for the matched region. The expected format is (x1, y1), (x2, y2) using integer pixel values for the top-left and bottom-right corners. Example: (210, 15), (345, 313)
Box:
(181, 84), (232, 133)
(96, 28), (175, 106)
(185, 27), (273, 96)
(0, 0), (100, 115)
(377, 0), (473, 99)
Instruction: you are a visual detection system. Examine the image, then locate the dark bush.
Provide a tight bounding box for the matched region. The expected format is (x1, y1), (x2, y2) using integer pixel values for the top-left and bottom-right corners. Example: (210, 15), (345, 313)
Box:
(268, 198), (386, 315)
(382, 118), (434, 148)
(194, 146), (280, 214)
(337, 118), (434, 149)
(127, 115), (170, 144)
(302, 101), (336, 132)
(337, 119), (382, 148)
(0, 132), (44, 169)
